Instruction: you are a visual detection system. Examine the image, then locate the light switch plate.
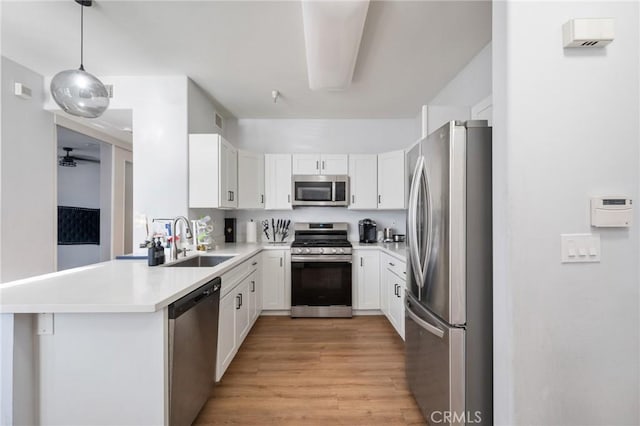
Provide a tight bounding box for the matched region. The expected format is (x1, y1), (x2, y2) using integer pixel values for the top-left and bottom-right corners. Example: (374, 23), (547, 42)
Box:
(561, 233), (600, 263)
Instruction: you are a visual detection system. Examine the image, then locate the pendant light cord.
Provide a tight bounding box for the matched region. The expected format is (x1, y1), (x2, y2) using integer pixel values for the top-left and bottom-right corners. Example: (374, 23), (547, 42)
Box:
(79, 3), (85, 71)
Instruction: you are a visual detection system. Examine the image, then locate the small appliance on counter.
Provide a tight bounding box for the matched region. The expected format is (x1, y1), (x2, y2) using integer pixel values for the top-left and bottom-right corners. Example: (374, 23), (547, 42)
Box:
(383, 227), (394, 242)
(358, 219), (377, 243)
(393, 234), (405, 242)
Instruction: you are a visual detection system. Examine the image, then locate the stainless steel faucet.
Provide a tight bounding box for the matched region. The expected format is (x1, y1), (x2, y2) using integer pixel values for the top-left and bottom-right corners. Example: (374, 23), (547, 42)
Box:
(172, 216), (194, 260)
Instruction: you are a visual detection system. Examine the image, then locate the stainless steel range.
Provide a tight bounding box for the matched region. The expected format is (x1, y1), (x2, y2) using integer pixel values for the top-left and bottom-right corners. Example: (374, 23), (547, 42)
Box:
(290, 223), (353, 318)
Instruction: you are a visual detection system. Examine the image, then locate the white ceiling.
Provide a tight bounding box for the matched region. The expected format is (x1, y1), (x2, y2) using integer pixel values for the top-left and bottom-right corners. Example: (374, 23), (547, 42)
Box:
(2, 0), (491, 119)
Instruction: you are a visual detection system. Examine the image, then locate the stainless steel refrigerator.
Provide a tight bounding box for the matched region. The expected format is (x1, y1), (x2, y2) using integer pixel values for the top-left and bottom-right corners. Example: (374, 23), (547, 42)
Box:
(405, 120), (492, 426)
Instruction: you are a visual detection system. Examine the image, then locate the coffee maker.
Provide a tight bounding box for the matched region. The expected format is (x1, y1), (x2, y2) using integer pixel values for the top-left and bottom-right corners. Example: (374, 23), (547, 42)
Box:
(359, 219), (377, 243)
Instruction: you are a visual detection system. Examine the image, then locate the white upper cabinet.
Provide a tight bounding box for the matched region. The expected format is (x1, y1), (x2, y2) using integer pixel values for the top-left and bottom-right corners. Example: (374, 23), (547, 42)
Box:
(238, 150), (265, 209)
(292, 154), (348, 175)
(189, 134), (238, 209)
(348, 154), (378, 210)
(377, 150), (405, 210)
(265, 154), (292, 210)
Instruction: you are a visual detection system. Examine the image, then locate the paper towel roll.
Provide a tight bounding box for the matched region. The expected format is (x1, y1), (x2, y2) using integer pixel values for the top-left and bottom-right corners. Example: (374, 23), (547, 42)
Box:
(246, 220), (257, 243)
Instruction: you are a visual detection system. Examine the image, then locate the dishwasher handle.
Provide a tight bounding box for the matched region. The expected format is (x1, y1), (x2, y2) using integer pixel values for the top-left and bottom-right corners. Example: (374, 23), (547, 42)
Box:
(169, 277), (221, 319)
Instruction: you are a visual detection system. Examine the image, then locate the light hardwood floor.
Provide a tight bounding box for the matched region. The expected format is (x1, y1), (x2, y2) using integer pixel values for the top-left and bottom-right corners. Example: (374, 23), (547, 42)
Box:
(195, 316), (426, 425)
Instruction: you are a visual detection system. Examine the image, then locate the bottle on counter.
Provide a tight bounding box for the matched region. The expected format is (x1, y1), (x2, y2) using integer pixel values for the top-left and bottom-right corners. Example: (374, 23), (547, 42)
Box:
(156, 239), (165, 265)
(148, 240), (158, 266)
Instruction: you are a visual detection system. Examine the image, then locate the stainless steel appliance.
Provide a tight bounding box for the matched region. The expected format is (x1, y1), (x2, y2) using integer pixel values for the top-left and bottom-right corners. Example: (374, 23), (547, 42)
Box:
(291, 223), (352, 317)
(405, 120), (493, 425)
(168, 277), (221, 426)
(358, 218), (377, 243)
(292, 175), (349, 207)
(383, 227), (394, 242)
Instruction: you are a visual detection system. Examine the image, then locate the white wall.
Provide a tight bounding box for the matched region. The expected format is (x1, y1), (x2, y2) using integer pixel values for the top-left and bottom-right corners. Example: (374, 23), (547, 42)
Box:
(1, 57), (56, 282)
(493, 2), (639, 425)
(419, 42), (492, 136)
(0, 56), (54, 426)
(227, 118), (418, 153)
(57, 157), (101, 271)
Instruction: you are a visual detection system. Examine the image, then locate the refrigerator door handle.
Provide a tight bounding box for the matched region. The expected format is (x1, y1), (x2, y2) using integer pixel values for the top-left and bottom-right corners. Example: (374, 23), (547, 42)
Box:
(408, 157), (425, 295)
(406, 302), (445, 339)
(421, 158), (433, 282)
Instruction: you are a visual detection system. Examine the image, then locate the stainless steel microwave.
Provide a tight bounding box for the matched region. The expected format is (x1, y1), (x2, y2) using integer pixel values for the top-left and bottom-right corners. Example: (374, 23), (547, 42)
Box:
(292, 175), (350, 207)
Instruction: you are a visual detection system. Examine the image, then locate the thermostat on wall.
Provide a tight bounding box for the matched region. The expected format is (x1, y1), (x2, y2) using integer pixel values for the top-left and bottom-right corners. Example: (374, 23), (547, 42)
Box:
(591, 197), (632, 227)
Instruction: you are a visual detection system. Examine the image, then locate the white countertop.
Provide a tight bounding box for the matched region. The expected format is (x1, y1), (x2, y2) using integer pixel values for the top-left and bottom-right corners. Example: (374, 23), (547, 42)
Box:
(0, 243), (269, 314)
(351, 241), (407, 262)
(0, 240), (404, 314)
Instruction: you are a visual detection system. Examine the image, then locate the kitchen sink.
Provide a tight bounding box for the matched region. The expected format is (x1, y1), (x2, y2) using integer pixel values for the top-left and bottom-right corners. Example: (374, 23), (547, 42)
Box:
(165, 255), (235, 267)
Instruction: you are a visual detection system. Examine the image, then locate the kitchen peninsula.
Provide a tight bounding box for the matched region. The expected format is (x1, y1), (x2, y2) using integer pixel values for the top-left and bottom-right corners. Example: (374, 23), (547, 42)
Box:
(0, 241), (406, 425)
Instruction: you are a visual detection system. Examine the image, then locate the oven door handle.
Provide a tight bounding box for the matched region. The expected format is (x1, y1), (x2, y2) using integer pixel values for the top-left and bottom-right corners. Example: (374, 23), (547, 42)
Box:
(291, 255), (352, 263)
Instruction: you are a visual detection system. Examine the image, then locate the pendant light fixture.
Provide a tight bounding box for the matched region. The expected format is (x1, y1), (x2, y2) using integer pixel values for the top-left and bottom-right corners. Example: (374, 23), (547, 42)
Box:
(50, 0), (109, 119)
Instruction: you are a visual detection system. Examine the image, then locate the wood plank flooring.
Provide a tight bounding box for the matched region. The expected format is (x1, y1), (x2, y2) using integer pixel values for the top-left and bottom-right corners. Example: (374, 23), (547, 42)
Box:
(194, 316), (425, 425)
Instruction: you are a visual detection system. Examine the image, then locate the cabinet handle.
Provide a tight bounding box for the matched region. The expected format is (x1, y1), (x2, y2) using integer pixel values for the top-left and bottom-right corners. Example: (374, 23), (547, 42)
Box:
(239, 293), (243, 307)
(352, 195), (355, 204)
(251, 280), (255, 292)
(252, 262), (258, 266)
(389, 262), (395, 267)
(316, 160), (319, 170)
(280, 257), (283, 267)
(394, 284), (399, 297)
(397, 285), (402, 298)
(378, 195), (382, 204)
(322, 160), (325, 170)
(231, 191), (235, 201)
(360, 257), (363, 267)
(287, 194), (291, 203)
(236, 295), (241, 310)
(261, 194), (264, 204)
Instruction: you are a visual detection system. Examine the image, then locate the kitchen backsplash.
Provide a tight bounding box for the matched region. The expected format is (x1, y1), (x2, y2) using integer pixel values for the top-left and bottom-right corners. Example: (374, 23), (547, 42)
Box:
(226, 208), (407, 242)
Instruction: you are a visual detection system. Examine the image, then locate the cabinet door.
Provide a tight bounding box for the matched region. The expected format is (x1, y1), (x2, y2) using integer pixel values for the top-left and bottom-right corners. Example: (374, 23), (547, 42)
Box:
(379, 255), (390, 317)
(389, 271), (405, 340)
(292, 154), (320, 175)
(262, 250), (286, 309)
(248, 270), (259, 324)
(189, 134), (221, 208)
(238, 150), (265, 209)
(354, 250), (380, 310)
(265, 154), (292, 210)
(348, 154), (378, 209)
(220, 139), (238, 208)
(236, 279), (251, 344)
(320, 154), (348, 175)
(216, 289), (237, 381)
(377, 150), (406, 209)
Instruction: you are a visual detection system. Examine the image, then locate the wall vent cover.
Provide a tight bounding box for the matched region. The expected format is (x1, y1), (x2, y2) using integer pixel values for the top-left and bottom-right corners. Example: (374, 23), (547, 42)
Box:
(215, 112), (223, 130)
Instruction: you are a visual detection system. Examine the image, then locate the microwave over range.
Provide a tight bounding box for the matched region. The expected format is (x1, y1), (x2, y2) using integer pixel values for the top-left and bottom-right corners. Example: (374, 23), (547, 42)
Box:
(292, 175), (349, 207)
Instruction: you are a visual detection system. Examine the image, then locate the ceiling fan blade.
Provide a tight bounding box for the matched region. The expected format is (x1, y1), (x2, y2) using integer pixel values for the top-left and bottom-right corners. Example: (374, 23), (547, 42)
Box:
(71, 155), (101, 163)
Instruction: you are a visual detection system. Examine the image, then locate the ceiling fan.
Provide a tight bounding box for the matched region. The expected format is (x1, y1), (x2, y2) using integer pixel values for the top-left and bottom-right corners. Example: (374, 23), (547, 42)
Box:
(59, 147), (100, 167)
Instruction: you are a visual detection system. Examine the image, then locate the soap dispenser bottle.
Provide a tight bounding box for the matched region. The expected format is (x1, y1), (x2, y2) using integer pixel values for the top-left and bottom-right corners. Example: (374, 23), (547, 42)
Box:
(148, 239), (158, 266)
(156, 239), (165, 265)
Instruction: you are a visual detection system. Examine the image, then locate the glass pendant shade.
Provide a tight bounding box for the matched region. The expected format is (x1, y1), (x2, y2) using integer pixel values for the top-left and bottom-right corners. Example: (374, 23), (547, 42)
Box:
(51, 68), (109, 118)
(50, 0), (109, 119)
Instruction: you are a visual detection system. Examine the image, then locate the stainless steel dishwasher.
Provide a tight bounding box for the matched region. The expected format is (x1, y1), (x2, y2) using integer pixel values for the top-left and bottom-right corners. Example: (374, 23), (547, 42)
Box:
(168, 277), (221, 426)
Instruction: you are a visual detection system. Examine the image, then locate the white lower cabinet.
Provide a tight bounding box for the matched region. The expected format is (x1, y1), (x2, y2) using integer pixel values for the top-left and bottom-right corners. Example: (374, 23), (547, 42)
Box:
(262, 249), (290, 310)
(216, 255), (261, 381)
(352, 250), (380, 310)
(380, 252), (406, 339)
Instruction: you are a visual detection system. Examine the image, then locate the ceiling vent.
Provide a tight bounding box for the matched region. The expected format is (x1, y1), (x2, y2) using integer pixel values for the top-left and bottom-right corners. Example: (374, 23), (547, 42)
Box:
(215, 112), (223, 130)
(563, 18), (614, 48)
